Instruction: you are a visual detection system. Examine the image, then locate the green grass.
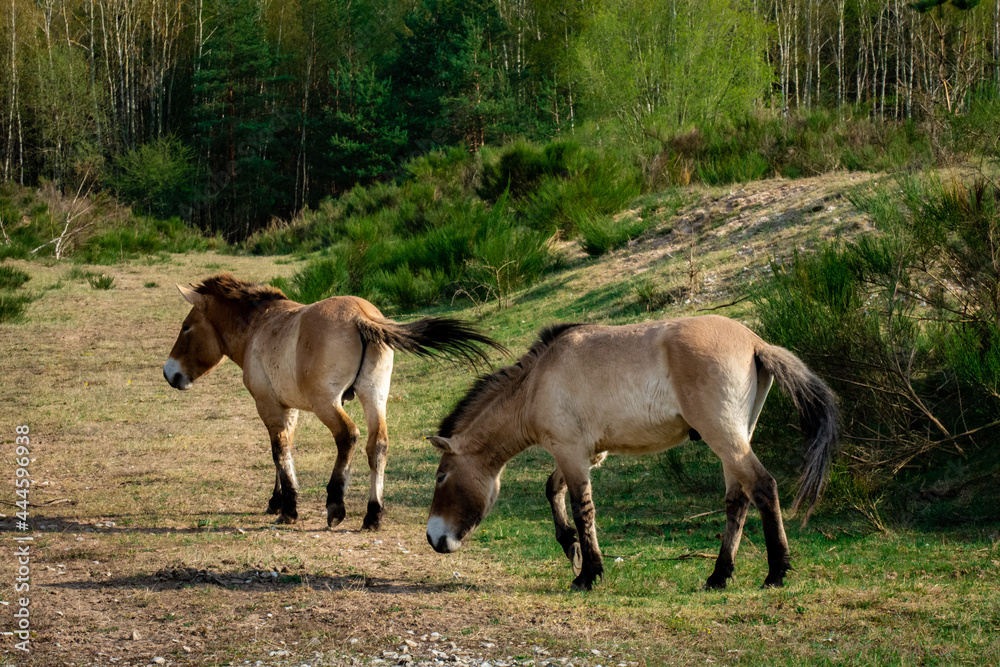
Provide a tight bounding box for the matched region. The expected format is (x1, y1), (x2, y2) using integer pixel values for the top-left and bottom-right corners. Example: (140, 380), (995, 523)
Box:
(88, 273), (115, 290)
(0, 265), (30, 290)
(0, 290), (31, 323)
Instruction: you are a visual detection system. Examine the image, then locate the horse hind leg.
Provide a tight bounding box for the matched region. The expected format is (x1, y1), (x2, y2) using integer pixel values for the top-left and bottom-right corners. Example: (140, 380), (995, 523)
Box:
(355, 348), (393, 531)
(701, 426), (790, 589)
(315, 402), (360, 528)
(705, 470), (751, 590)
(749, 462), (792, 588)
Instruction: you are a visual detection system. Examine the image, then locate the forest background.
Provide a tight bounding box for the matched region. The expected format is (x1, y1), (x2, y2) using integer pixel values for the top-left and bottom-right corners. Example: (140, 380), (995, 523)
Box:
(0, 0), (997, 239)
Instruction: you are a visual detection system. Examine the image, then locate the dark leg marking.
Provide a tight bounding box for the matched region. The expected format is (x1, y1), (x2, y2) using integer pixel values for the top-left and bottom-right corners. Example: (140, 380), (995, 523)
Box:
(271, 438), (298, 525)
(705, 487), (751, 590)
(751, 473), (791, 588)
(265, 470), (282, 515)
(326, 425), (359, 528)
(569, 482), (604, 591)
(361, 439), (387, 531)
(546, 470), (581, 572)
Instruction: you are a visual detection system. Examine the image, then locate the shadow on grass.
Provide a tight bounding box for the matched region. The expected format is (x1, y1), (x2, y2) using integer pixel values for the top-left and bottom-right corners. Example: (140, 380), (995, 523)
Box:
(0, 511), (379, 535)
(44, 567), (488, 595)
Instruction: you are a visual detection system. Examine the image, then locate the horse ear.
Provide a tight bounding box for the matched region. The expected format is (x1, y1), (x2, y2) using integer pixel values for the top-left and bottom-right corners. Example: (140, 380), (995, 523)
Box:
(176, 284), (202, 307)
(426, 436), (455, 454)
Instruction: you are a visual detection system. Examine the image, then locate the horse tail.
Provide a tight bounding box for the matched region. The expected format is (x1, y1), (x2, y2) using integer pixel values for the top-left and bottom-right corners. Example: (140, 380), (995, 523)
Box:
(755, 343), (840, 523)
(355, 316), (508, 368)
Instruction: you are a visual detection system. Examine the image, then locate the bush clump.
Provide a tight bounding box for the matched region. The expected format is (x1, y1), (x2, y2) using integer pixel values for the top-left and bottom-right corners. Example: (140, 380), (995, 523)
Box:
(751, 174), (1000, 523)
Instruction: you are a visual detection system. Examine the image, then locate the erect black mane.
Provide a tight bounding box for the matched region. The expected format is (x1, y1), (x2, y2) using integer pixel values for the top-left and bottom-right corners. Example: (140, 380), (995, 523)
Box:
(438, 322), (585, 438)
(194, 273), (288, 310)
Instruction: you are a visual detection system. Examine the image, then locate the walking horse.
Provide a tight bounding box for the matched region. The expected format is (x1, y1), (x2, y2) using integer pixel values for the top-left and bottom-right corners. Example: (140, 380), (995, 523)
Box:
(425, 315), (838, 590)
(163, 273), (505, 529)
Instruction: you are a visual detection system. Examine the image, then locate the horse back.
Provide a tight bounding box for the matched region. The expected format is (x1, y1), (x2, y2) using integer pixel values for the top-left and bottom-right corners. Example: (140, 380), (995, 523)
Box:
(245, 296), (377, 409)
(525, 316), (762, 455)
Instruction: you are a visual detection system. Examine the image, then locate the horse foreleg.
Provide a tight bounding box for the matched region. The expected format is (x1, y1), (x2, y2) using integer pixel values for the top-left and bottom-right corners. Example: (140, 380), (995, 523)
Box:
(316, 404), (360, 529)
(705, 472), (751, 590)
(258, 403), (300, 525)
(565, 473), (604, 591)
(265, 469), (282, 515)
(545, 468), (581, 575)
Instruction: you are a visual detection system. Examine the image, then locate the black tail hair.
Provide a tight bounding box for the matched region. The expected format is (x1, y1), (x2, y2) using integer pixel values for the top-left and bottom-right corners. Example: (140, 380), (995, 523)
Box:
(755, 344), (840, 524)
(355, 316), (508, 368)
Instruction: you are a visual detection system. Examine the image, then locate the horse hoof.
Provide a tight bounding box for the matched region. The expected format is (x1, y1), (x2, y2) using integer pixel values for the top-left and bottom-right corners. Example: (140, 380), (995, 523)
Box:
(761, 579), (785, 589)
(276, 514), (297, 525)
(570, 542), (583, 576)
(326, 503), (346, 528)
(264, 503), (281, 515)
(704, 577), (728, 591)
(570, 575), (594, 592)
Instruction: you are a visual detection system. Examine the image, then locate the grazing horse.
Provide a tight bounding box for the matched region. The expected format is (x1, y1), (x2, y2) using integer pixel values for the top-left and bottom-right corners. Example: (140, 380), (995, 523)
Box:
(163, 273), (505, 529)
(425, 315), (838, 591)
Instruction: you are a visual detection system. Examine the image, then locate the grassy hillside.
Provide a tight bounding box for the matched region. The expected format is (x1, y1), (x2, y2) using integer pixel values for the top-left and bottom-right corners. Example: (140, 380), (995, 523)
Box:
(2, 170), (999, 665)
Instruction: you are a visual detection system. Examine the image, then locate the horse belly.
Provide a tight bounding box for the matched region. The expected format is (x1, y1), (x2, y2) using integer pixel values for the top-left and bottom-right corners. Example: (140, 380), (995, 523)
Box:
(245, 324), (312, 410)
(550, 374), (689, 457)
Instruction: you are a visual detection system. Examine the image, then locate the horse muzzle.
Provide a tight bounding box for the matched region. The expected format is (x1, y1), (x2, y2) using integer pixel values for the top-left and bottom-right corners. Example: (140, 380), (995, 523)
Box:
(426, 516), (463, 553)
(162, 358), (192, 390)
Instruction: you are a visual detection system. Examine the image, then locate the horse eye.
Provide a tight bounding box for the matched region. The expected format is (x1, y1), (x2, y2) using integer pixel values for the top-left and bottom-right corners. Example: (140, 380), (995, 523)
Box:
(436, 472), (447, 485)
(182, 325), (192, 333)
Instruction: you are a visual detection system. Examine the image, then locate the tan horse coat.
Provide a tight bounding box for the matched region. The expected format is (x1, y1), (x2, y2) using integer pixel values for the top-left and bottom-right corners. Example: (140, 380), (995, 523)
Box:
(426, 315), (838, 590)
(164, 273), (503, 529)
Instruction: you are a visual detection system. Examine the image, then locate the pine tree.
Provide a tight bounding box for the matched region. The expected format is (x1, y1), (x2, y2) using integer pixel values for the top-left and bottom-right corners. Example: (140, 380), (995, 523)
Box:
(384, 0), (520, 153)
(187, 0), (292, 239)
(325, 65), (408, 188)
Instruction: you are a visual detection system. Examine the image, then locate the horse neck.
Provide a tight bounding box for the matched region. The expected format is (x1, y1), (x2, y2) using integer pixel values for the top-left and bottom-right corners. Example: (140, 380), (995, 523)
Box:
(206, 306), (253, 368)
(462, 392), (533, 469)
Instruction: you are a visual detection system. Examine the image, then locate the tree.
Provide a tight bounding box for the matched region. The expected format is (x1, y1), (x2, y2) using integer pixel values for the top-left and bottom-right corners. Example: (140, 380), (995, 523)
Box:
(577, 0), (772, 142)
(384, 0), (522, 153)
(325, 65), (408, 188)
(187, 0), (293, 239)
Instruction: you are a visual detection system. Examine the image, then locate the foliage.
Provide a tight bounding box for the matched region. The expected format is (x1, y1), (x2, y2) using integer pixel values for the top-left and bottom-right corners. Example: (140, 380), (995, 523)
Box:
(650, 110), (935, 187)
(577, 0), (772, 142)
(109, 137), (197, 218)
(325, 65), (408, 188)
(577, 213), (657, 256)
(77, 216), (225, 264)
(87, 273), (115, 290)
(0, 263), (32, 323)
(751, 175), (1000, 521)
(187, 0), (293, 240)
(0, 265), (30, 290)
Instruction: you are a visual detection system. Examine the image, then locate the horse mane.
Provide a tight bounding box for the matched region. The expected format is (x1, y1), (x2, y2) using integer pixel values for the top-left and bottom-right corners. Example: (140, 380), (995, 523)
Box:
(194, 273), (288, 313)
(438, 322), (585, 438)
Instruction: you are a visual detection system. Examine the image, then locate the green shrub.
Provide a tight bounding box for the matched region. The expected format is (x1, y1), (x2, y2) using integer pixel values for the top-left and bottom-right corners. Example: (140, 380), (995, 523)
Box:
(276, 257), (350, 304)
(77, 216), (224, 264)
(0, 291), (31, 323)
(577, 213), (653, 256)
(463, 197), (551, 308)
(109, 137), (197, 218)
(478, 140), (581, 201)
(88, 274), (115, 290)
(751, 175), (1000, 521)
(0, 265), (30, 290)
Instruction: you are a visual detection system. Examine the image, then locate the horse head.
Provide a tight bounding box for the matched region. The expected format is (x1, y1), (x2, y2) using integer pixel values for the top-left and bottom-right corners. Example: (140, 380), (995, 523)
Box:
(425, 435), (502, 553)
(163, 284), (226, 390)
